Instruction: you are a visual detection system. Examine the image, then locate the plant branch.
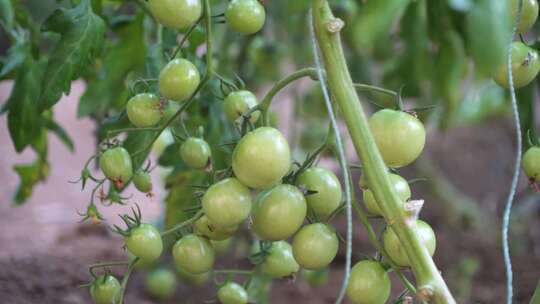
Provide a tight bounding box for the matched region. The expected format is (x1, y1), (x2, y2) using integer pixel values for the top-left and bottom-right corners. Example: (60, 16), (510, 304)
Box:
(115, 258), (138, 304)
(161, 209), (204, 237)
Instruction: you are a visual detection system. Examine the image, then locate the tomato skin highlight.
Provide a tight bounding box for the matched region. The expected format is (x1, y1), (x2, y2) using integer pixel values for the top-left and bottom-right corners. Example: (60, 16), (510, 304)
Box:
(180, 137), (212, 169)
(194, 215), (237, 241)
(346, 260), (391, 304)
(383, 220), (436, 267)
(362, 173), (410, 216)
(133, 171), (152, 193)
(148, 0), (202, 29)
(296, 167), (342, 220)
(511, 0), (539, 33)
(494, 42), (540, 89)
(99, 147), (133, 187)
(217, 282), (248, 304)
(260, 241), (299, 278)
(223, 90), (260, 124)
(225, 0), (266, 34)
(292, 223), (339, 270)
(145, 268), (177, 299)
(125, 224), (163, 262)
(159, 58), (201, 102)
(202, 177), (252, 228)
(523, 146), (540, 181)
(126, 93), (162, 128)
(173, 234), (215, 274)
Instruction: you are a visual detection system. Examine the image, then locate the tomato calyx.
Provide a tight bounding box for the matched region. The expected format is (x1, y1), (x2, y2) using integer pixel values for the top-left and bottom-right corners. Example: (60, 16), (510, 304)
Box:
(248, 240), (273, 265)
(112, 204), (143, 237)
(77, 202), (104, 224)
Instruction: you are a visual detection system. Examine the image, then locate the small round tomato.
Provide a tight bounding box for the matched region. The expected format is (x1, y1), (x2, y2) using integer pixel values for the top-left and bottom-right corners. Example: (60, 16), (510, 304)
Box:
(217, 282), (248, 304)
(126, 93), (162, 128)
(223, 90), (260, 124)
(232, 127), (291, 189)
(494, 42), (540, 89)
(177, 268), (210, 285)
(133, 171), (152, 193)
(180, 137), (212, 169)
(145, 268), (177, 299)
(225, 0), (266, 34)
(346, 260), (391, 304)
(173, 234), (215, 274)
(99, 147), (133, 188)
(252, 184), (307, 240)
(511, 0), (539, 33)
(90, 275), (121, 304)
(202, 177), (252, 228)
(362, 173), (410, 216)
(296, 167), (342, 220)
(148, 0), (202, 29)
(194, 215), (238, 241)
(127, 250), (156, 269)
(369, 109), (426, 168)
(382, 220), (436, 267)
(302, 268), (329, 287)
(292, 223), (338, 270)
(260, 241), (299, 278)
(125, 223), (163, 262)
(523, 146), (540, 181)
(159, 58), (200, 102)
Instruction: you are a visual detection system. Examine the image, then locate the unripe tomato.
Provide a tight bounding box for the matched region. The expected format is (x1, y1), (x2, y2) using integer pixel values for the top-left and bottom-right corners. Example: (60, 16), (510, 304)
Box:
(145, 268), (177, 299)
(382, 220), (436, 267)
(194, 215), (238, 241)
(362, 173), (410, 216)
(202, 177), (252, 228)
(252, 184), (307, 240)
(292, 223), (338, 270)
(225, 0), (266, 34)
(217, 282), (248, 304)
(148, 0), (202, 29)
(523, 146), (540, 181)
(90, 275), (121, 304)
(260, 241), (299, 278)
(369, 109), (426, 168)
(346, 260), (391, 304)
(213, 238), (233, 255)
(173, 234), (215, 274)
(159, 58), (200, 102)
(494, 42), (540, 89)
(125, 224), (163, 262)
(296, 167), (342, 220)
(127, 250), (156, 269)
(302, 268), (329, 287)
(126, 93), (162, 128)
(99, 147), (133, 187)
(180, 137), (212, 169)
(133, 171), (152, 193)
(511, 0), (539, 33)
(177, 268), (210, 285)
(232, 127), (291, 189)
(223, 90), (260, 124)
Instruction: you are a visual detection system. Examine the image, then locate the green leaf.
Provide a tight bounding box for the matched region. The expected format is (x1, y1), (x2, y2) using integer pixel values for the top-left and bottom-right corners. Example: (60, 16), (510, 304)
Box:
(39, 0), (105, 112)
(13, 158), (49, 205)
(0, 37), (28, 79)
(43, 117), (74, 151)
(0, 0), (14, 31)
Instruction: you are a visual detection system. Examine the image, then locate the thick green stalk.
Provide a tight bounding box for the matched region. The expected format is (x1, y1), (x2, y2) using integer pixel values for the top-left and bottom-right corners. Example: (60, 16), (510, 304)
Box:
(311, 1), (455, 303)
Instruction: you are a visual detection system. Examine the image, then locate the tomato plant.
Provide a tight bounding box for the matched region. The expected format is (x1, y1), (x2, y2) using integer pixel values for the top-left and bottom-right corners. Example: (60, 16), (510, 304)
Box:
(194, 214), (238, 241)
(494, 42), (540, 88)
(173, 234), (215, 274)
(223, 90), (260, 124)
(99, 147), (133, 188)
(126, 93), (162, 128)
(383, 220), (437, 267)
(346, 260), (391, 304)
(159, 58), (201, 102)
(260, 241), (299, 279)
(201, 177), (252, 228)
(523, 146), (540, 181)
(362, 173), (410, 216)
(133, 170), (152, 193)
(90, 275), (121, 304)
(296, 167), (342, 220)
(145, 268), (177, 299)
(180, 137), (212, 169)
(148, 0), (202, 29)
(292, 223), (339, 270)
(225, 0), (266, 34)
(511, 0), (539, 33)
(125, 223), (163, 262)
(217, 282), (248, 304)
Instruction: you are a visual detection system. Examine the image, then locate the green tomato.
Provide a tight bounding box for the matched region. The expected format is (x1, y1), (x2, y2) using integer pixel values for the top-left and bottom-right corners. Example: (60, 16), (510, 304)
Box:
(302, 268), (329, 287)
(511, 0), (539, 33)
(90, 275), (121, 304)
(382, 220), (436, 267)
(127, 250), (156, 269)
(494, 42), (540, 88)
(202, 177), (252, 228)
(177, 268), (210, 285)
(260, 241), (299, 278)
(523, 146), (540, 181)
(217, 282), (248, 304)
(212, 238), (233, 255)
(296, 167), (342, 220)
(194, 215), (238, 241)
(362, 173), (410, 216)
(145, 268), (177, 299)
(292, 223), (339, 270)
(159, 58), (200, 102)
(180, 137), (212, 169)
(126, 93), (162, 128)
(369, 109), (426, 168)
(125, 224), (163, 262)
(148, 0), (202, 29)
(133, 171), (152, 193)
(99, 147), (133, 188)
(232, 127), (291, 189)
(346, 260), (391, 304)
(252, 184), (307, 240)
(225, 0), (266, 34)
(173, 234), (215, 274)
(223, 90), (260, 124)
(162, 101), (181, 122)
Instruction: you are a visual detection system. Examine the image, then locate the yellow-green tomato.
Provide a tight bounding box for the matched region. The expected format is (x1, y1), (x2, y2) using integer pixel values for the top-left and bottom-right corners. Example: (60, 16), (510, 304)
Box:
(180, 137), (212, 169)
(511, 0), (539, 33)
(133, 171), (152, 193)
(223, 90), (260, 124)
(125, 224), (163, 262)
(232, 127), (291, 189)
(173, 234), (215, 274)
(99, 147), (133, 188)
(217, 282), (248, 304)
(194, 215), (238, 241)
(126, 93), (162, 128)
(369, 109), (426, 168)
(494, 42), (540, 88)
(90, 275), (121, 304)
(202, 177), (252, 228)
(159, 58), (200, 102)
(296, 167), (342, 220)
(260, 241), (299, 278)
(148, 0), (202, 29)
(252, 184), (307, 241)
(145, 268), (177, 299)
(225, 0), (266, 34)
(292, 223), (339, 270)
(523, 146), (540, 181)
(362, 173), (410, 216)
(346, 260), (391, 304)
(382, 220), (436, 267)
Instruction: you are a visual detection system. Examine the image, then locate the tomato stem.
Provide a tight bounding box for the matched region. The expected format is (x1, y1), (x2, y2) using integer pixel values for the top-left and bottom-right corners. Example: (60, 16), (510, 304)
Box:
(88, 261), (131, 279)
(115, 257), (138, 304)
(161, 209), (204, 237)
